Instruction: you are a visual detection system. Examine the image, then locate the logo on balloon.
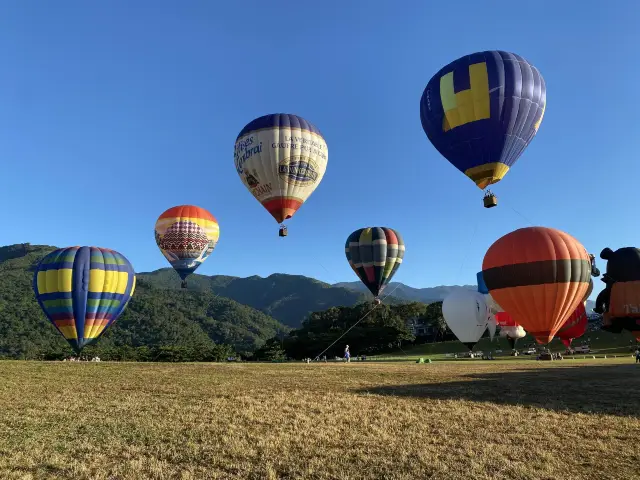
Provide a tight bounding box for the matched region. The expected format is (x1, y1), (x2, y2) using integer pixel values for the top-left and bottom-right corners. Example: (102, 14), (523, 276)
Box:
(440, 62), (490, 132)
(278, 157), (319, 186)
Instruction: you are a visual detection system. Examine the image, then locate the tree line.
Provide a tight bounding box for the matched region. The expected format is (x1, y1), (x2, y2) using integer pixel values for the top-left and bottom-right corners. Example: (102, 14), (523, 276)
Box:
(254, 301), (463, 361)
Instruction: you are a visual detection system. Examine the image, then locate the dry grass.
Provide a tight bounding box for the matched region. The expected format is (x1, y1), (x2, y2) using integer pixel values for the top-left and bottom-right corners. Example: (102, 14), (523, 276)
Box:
(0, 359), (639, 480)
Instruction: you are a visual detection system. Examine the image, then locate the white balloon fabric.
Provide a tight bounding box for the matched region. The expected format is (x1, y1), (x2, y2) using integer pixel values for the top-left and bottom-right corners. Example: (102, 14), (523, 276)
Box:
(485, 293), (503, 315)
(500, 326), (526, 340)
(442, 288), (490, 350)
(478, 271), (503, 318)
(499, 325), (526, 350)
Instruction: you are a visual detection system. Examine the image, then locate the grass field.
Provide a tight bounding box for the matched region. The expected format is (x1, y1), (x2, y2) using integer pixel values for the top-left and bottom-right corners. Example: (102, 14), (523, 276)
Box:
(371, 329), (640, 361)
(1, 359), (639, 479)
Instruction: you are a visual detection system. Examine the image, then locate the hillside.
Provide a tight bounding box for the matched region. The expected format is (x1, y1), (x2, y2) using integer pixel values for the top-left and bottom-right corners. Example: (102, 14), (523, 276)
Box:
(138, 268), (374, 328)
(335, 280), (598, 313)
(0, 244), (287, 358)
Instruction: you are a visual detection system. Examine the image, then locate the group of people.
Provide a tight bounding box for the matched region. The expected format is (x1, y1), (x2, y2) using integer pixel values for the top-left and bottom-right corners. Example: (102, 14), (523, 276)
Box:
(63, 356), (101, 362)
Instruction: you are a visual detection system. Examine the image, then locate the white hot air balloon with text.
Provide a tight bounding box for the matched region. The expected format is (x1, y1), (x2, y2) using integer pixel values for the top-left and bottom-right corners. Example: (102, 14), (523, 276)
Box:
(234, 113), (328, 237)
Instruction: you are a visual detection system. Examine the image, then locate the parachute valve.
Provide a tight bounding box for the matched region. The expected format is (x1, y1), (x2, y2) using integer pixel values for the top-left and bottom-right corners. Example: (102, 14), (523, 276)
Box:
(279, 225), (288, 237)
(483, 190), (498, 209)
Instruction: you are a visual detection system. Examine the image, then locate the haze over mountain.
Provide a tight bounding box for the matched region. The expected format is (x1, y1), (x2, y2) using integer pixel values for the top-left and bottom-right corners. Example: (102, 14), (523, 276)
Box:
(334, 281), (476, 303)
(335, 281), (597, 314)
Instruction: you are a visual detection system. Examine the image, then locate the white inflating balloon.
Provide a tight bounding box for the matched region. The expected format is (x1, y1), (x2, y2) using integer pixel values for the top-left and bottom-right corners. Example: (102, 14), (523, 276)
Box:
(442, 289), (490, 348)
(500, 325), (526, 340)
(485, 293), (503, 315)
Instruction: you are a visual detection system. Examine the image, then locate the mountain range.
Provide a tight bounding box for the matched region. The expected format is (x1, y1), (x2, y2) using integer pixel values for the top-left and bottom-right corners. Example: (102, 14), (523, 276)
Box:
(0, 243), (597, 358)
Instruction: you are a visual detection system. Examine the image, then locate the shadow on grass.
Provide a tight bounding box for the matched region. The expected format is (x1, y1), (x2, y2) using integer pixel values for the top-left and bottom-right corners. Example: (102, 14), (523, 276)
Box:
(355, 364), (640, 417)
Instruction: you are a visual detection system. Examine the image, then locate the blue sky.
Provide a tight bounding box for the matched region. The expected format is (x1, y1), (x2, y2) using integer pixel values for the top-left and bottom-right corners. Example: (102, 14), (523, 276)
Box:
(0, 1), (638, 300)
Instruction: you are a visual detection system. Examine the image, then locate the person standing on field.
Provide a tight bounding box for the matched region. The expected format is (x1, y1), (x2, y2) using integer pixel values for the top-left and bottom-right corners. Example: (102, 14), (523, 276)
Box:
(344, 345), (351, 363)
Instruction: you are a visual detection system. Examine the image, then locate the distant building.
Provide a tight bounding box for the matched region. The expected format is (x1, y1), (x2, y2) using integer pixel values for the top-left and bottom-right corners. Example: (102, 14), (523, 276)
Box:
(405, 316), (434, 336)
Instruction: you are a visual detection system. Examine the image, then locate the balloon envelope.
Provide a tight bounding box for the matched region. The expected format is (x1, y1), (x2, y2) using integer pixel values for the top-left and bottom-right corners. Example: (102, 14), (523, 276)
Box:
(500, 325), (526, 349)
(234, 113), (328, 224)
(33, 246), (136, 353)
(485, 293), (503, 315)
(494, 311), (518, 327)
(556, 303), (588, 348)
(155, 205), (220, 283)
(482, 227), (591, 344)
(477, 271), (489, 294)
(442, 289), (490, 350)
(345, 227), (404, 298)
(500, 325), (526, 340)
(420, 51), (546, 190)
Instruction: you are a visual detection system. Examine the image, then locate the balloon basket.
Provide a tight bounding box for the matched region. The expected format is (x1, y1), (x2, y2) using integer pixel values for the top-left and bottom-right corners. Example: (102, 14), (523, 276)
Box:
(279, 226), (288, 237)
(483, 193), (498, 208)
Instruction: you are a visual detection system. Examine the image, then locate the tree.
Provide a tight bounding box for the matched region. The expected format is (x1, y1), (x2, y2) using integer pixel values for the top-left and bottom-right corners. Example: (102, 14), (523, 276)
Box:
(276, 301), (418, 359)
(415, 301), (448, 341)
(254, 338), (287, 361)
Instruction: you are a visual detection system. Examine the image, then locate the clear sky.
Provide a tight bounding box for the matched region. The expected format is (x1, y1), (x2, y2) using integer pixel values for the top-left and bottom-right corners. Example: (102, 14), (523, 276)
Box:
(1, 1), (638, 300)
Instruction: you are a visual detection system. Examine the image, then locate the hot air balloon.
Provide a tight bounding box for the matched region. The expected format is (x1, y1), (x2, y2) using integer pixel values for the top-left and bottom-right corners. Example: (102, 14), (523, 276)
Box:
(33, 246), (136, 354)
(494, 311), (526, 350)
(442, 289), (490, 350)
(420, 51), (546, 208)
(499, 325), (526, 350)
(155, 205), (220, 288)
(234, 114), (328, 237)
(345, 227), (404, 304)
(556, 302), (588, 349)
(477, 270), (499, 341)
(482, 227), (591, 344)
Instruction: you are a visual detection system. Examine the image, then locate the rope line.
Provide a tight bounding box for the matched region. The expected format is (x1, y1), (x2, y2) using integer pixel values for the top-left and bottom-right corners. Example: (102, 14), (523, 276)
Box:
(313, 282), (403, 360)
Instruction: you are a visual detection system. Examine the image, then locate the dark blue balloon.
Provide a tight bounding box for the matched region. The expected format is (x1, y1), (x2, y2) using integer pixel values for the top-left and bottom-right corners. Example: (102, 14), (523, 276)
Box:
(420, 51), (546, 190)
(477, 271), (489, 294)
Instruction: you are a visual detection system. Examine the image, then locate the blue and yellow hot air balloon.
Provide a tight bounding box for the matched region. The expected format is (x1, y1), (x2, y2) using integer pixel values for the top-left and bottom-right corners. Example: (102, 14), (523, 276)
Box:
(345, 227), (405, 304)
(420, 51), (546, 208)
(33, 246), (136, 353)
